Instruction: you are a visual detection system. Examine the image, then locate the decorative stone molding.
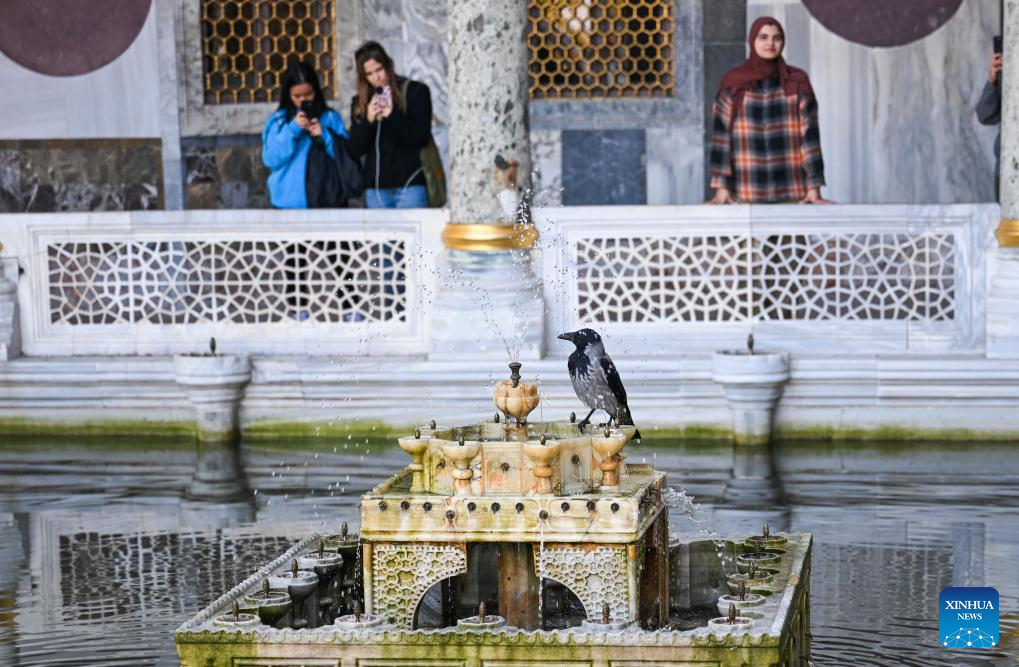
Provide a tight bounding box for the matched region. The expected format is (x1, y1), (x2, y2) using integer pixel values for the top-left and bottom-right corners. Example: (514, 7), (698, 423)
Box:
(370, 542), (468, 628)
(711, 350), (790, 446)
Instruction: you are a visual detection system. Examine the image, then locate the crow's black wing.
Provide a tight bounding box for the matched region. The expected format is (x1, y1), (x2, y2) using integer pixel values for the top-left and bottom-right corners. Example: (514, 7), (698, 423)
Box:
(599, 355), (628, 407)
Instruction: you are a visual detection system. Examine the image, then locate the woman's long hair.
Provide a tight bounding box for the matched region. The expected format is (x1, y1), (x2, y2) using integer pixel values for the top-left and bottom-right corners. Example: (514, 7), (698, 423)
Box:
(277, 61), (330, 121)
(353, 41), (403, 119)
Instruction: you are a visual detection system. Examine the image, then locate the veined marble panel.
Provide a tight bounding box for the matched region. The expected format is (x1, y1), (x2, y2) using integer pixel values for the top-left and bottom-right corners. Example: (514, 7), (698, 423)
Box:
(646, 125), (704, 205)
(530, 129), (562, 208)
(748, 0), (999, 204)
(0, 5), (160, 139)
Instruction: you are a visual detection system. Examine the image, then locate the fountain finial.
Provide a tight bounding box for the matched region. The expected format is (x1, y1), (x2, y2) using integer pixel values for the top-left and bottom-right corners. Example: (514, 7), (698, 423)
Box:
(738, 580), (746, 601)
(478, 601), (487, 623)
(728, 601), (737, 624)
(539, 433), (546, 445)
(318, 540), (325, 557)
(353, 599), (362, 623)
(414, 427), (421, 439)
(291, 559), (299, 578)
(430, 419), (437, 430)
(509, 361), (522, 388)
(232, 600), (240, 621)
(458, 434), (465, 446)
(747, 333), (754, 355)
(210, 337), (217, 356)
(494, 412), (500, 423)
(762, 521), (770, 540)
(341, 521), (348, 539)
(570, 411), (576, 423)
(602, 601), (610, 624)
(263, 578), (270, 597)
(749, 561), (757, 579)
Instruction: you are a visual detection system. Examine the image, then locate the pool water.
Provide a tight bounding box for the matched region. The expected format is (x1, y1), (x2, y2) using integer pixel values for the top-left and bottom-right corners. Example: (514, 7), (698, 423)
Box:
(0, 436), (1015, 666)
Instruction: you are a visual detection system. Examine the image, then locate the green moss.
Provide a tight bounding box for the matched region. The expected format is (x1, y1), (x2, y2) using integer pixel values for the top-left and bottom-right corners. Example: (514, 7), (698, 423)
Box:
(0, 417), (196, 439)
(242, 419), (404, 451)
(775, 423), (1019, 443)
(637, 424), (734, 443)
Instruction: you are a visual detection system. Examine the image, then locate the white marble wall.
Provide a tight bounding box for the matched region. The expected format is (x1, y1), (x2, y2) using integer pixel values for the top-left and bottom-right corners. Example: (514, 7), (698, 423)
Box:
(0, 5), (160, 139)
(361, 0), (450, 171)
(748, 0), (1000, 204)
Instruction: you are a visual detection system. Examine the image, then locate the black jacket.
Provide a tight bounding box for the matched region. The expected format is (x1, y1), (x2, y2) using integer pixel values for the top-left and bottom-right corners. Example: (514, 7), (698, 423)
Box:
(348, 78), (432, 190)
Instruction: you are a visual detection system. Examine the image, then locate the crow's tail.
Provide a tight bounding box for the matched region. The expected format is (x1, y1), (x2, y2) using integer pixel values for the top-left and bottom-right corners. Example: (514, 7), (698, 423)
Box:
(617, 404), (642, 442)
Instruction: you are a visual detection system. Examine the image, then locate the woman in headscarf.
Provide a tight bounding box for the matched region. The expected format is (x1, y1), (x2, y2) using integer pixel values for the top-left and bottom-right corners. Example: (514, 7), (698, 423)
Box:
(708, 17), (829, 204)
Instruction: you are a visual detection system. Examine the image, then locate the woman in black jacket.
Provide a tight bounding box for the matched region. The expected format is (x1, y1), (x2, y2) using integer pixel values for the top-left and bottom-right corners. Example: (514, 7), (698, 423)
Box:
(348, 41), (432, 208)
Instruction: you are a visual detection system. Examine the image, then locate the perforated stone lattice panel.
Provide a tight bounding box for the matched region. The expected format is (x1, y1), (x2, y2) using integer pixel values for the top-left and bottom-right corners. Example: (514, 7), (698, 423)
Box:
(371, 543), (468, 628)
(46, 239), (407, 325)
(528, 0), (675, 98)
(575, 233), (955, 322)
(534, 544), (633, 620)
(200, 0), (336, 104)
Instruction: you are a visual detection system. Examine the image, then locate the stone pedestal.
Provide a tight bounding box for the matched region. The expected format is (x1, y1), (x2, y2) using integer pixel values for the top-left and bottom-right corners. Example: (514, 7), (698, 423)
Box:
(986, 249), (1019, 357)
(430, 249), (544, 359)
(174, 353), (251, 499)
(0, 258), (20, 361)
(711, 351), (790, 446)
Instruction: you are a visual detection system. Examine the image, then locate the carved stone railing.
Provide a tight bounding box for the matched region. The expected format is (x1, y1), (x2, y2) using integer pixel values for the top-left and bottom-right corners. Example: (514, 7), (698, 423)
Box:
(0, 209), (445, 356)
(538, 204), (998, 355)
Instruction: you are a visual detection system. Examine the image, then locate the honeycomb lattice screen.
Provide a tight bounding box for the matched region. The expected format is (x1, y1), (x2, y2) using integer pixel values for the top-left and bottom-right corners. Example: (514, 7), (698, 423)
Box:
(529, 0), (675, 98)
(201, 0), (336, 105)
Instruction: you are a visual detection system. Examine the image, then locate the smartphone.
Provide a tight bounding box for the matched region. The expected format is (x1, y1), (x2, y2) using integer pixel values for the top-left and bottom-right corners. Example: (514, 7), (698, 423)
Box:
(994, 35), (1003, 55)
(299, 100), (318, 119)
(378, 85), (391, 106)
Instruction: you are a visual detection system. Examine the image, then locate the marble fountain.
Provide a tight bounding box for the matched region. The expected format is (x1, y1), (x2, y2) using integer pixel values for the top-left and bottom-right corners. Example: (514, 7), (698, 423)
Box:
(175, 363), (812, 666)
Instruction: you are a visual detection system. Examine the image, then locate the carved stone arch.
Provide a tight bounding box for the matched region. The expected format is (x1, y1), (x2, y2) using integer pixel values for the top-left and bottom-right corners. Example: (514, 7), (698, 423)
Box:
(533, 543), (632, 621)
(371, 542), (468, 628)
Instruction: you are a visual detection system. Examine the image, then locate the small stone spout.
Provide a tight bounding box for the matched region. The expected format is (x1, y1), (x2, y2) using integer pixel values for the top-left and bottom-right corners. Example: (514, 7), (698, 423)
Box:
(478, 601), (487, 623)
(738, 580), (746, 601)
(291, 559), (299, 578)
(509, 361), (522, 388)
(262, 578), (270, 597)
(353, 599), (362, 623)
(341, 521), (348, 539)
(232, 600), (240, 621)
(747, 333), (754, 355)
(727, 601), (737, 624)
(762, 521), (770, 540)
(602, 602), (610, 624)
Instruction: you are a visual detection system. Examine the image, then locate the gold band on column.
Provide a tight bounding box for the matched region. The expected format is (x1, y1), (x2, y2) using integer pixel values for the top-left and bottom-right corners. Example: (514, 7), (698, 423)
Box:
(441, 223), (540, 251)
(996, 219), (1019, 248)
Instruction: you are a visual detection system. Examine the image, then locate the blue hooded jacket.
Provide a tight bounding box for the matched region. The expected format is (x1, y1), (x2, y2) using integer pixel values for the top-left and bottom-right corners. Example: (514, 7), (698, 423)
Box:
(262, 109), (348, 208)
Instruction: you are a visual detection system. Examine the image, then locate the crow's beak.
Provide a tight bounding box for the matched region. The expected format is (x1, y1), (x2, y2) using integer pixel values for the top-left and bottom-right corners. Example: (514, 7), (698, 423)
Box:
(557, 331), (575, 342)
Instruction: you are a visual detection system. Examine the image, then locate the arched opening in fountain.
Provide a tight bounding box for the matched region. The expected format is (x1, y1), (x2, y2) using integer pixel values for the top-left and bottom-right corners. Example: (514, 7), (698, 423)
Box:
(537, 579), (586, 630)
(413, 575), (465, 629)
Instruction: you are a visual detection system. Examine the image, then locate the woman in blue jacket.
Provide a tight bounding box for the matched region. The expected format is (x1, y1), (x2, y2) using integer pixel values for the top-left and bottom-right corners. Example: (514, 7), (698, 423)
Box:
(262, 61), (348, 209)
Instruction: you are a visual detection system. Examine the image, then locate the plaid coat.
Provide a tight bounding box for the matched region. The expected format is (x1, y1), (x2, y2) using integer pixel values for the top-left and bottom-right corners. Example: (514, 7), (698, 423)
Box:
(709, 76), (825, 203)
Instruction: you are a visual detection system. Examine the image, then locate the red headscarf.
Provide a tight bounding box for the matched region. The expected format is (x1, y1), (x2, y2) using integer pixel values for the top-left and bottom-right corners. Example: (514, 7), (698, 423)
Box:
(718, 17), (814, 124)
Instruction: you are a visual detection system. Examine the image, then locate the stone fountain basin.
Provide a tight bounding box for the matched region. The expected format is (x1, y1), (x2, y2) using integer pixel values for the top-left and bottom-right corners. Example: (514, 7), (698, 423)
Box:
(716, 593), (767, 616)
(726, 570), (775, 594)
(410, 419), (638, 497)
(268, 571), (319, 597)
(173, 353), (252, 386)
(360, 464), (661, 542)
(334, 614), (387, 630)
(710, 350), (790, 384)
(176, 532), (813, 666)
(736, 549), (784, 573)
(212, 612), (262, 628)
(456, 615), (507, 631)
(297, 553), (343, 575)
(706, 616), (755, 632)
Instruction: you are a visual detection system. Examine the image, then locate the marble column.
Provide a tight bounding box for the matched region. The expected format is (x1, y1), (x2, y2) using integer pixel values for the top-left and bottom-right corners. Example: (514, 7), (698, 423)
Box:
(989, 2), (1019, 358)
(431, 0), (543, 359)
(155, 0), (185, 209)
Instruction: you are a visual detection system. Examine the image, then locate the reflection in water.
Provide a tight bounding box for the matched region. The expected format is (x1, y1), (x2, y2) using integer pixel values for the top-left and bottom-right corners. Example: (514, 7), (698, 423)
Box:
(723, 441), (786, 507)
(0, 437), (1015, 665)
